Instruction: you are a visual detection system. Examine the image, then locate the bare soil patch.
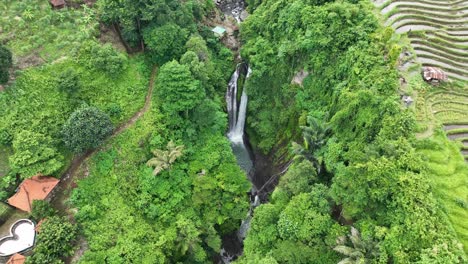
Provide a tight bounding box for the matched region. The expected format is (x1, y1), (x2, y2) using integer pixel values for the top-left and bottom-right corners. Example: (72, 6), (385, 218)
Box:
(99, 24), (127, 53)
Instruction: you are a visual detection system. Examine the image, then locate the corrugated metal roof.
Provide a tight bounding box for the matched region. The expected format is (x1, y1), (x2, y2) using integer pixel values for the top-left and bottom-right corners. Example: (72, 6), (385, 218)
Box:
(212, 26), (226, 35)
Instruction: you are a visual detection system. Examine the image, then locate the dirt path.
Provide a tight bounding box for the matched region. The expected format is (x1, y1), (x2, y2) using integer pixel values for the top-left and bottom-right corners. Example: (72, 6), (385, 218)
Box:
(49, 66), (157, 263)
(51, 66), (157, 213)
(113, 66), (157, 135)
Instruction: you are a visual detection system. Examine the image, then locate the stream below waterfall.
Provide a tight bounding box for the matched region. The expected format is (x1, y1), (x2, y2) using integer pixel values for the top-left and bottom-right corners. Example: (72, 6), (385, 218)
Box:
(219, 62), (284, 263)
(221, 62), (258, 264)
(215, 1), (281, 263)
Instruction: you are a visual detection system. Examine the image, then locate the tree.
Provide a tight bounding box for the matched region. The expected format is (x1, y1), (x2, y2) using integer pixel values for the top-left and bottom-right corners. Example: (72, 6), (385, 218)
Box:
(31, 200), (57, 221)
(292, 116), (331, 173)
(147, 141), (184, 176)
(143, 23), (189, 64)
(334, 227), (381, 264)
(180, 51), (209, 84)
(277, 159), (317, 197)
(27, 216), (77, 264)
(97, 0), (202, 48)
(0, 44), (12, 84)
(77, 41), (126, 75)
(57, 68), (81, 100)
(9, 130), (63, 178)
(185, 35), (210, 62)
(155, 61), (204, 118)
(62, 106), (113, 153)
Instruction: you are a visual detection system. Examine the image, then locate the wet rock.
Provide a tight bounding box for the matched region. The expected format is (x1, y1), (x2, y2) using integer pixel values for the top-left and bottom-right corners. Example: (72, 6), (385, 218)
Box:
(240, 10), (249, 21)
(217, 0), (246, 22)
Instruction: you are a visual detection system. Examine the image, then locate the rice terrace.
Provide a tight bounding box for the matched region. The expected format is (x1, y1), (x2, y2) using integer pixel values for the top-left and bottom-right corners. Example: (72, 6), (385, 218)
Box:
(375, 0), (468, 253)
(0, 0), (467, 263)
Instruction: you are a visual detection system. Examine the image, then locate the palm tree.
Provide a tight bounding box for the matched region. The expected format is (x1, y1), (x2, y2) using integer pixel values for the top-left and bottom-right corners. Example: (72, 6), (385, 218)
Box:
(146, 141), (184, 176)
(334, 227), (380, 264)
(292, 115), (331, 173)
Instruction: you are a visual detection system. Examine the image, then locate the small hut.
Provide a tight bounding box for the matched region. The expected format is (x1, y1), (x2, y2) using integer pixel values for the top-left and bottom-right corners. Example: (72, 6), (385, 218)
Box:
(7, 175), (59, 213)
(49, 0), (66, 9)
(422, 67), (448, 83)
(212, 26), (226, 38)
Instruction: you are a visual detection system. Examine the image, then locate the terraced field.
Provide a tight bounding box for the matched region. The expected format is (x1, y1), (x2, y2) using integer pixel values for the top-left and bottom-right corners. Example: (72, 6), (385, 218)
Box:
(375, 0), (468, 252)
(413, 75), (468, 160)
(376, 0), (468, 156)
(377, 0), (468, 82)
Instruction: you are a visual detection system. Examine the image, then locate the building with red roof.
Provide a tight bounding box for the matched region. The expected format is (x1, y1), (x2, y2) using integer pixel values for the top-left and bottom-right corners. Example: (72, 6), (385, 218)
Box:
(49, 0), (66, 9)
(7, 176), (59, 213)
(6, 253), (26, 264)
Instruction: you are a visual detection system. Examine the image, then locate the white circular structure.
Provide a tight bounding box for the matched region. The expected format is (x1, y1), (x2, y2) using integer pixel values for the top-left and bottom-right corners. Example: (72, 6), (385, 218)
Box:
(0, 219), (35, 256)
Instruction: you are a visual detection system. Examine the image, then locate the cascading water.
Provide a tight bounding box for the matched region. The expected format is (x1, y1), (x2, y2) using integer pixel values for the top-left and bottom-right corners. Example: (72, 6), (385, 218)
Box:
(226, 65), (239, 133)
(229, 67), (251, 143)
(226, 64), (253, 174)
(220, 64), (259, 263)
(216, 1), (262, 263)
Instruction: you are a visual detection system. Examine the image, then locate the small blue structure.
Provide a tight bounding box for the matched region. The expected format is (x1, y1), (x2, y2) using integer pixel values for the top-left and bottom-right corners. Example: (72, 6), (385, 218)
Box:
(212, 26), (226, 38)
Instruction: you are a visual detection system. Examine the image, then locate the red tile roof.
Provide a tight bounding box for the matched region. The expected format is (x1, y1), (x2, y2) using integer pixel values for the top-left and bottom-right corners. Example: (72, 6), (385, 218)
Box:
(6, 253), (26, 264)
(49, 0), (65, 8)
(7, 176), (59, 212)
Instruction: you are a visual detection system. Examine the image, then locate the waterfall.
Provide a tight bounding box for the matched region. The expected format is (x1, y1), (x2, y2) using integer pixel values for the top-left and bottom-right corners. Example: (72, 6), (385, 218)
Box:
(220, 64), (258, 263)
(226, 65), (240, 132)
(228, 87), (247, 144)
(226, 64), (253, 174)
(228, 67), (251, 144)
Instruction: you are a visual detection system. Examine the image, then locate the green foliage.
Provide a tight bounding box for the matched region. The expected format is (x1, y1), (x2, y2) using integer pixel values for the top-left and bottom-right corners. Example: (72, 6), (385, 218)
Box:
(185, 35), (210, 62)
(27, 216), (77, 264)
(292, 116), (331, 173)
(143, 23), (189, 64)
(240, 0), (467, 262)
(0, 201), (13, 223)
(97, 0), (206, 47)
(334, 227), (384, 264)
(146, 141), (184, 176)
(77, 41), (127, 75)
(241, 183), (343, 264)
(9, 130), (63, 178)
(0, 67), (71, 145)
(182, 34), (233, 95)
(71, 108), (249, 262)
(0, 0), (98, 62)
(62, 106), (113, 153)
(31, 200), (57, 221)
(415, 132), (468, 251)
(0, 173), (16, 200)
(67, 29), (247, 261)
(57, 68), (81, 102)
(241, 0), (380, 153)
(155, 60), (204, 119)
(277, 159), (317, 197)
(0, 44), (13, 84)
